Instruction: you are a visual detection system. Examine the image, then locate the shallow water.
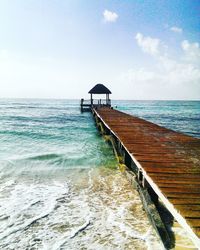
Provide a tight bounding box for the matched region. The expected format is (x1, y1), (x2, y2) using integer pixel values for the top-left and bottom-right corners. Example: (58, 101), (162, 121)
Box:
(0, 99), (199, 249)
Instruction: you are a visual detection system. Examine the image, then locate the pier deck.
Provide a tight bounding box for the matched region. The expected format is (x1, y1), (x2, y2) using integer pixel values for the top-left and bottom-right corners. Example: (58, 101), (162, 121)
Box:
(93, 107), (200, 247)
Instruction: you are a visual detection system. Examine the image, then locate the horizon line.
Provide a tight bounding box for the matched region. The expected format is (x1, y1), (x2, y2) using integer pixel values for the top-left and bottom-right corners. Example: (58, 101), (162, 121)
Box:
(0, 97), (199, 101)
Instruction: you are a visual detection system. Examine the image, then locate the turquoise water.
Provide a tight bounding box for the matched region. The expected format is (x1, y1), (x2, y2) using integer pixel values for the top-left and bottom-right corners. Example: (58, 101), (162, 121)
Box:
(0, 99), (116, 169)
(0, 99), (199, 249)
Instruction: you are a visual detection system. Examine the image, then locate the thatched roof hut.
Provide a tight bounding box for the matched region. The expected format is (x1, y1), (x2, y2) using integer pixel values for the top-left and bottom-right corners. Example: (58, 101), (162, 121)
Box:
(88, 84), (111, 94)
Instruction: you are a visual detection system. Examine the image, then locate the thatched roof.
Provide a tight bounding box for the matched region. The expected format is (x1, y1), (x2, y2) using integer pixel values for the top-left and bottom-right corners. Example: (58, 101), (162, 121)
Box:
(88, 84), (112, 94)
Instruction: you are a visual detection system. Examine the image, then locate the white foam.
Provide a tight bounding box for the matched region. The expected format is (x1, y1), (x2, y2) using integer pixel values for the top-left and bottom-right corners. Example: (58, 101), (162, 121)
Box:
(0, 168), (163, 249)
(0, 181), (69, 247)
(50, 219), (91, 250)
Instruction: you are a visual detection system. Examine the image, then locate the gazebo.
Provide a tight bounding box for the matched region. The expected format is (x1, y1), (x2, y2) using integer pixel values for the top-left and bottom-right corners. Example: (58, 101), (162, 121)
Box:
(88, 84), (111, 106)
(80, 83), (112, 112)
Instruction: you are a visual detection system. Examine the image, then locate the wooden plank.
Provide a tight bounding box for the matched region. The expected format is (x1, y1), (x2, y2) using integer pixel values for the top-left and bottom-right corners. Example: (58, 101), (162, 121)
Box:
(161, 187), (200, 194)
(175, 205), (200, 211)
(187, 219), (200, 227)
(182, 210), (200, 217)
(142, 167), (199, 174)
(165, 193), (200, 198)
(149, 173), (200, 179)
(168, 198), (200, 205)
(156, 182), (200, 187)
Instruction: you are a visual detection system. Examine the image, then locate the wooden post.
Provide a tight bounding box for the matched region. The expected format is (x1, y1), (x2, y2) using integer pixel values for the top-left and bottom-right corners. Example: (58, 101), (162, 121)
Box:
(80, 98), (84, 112)
(108, 94), (110, 105)
(91, 94), (93, 106)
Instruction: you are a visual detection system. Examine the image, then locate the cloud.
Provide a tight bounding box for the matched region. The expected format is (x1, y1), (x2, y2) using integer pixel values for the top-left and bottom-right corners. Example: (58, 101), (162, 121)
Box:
(181, 40), (200, 64)
(159, 56), (200, 85)
(121, 33), (200, 99)
(170, 26), (183, 33)
(124, 68), (158, 83)
(125, 58), (200, 86)
(103, 10), (118, 23)
(135, 33), (160, 56)
(122, 58), (200, 99)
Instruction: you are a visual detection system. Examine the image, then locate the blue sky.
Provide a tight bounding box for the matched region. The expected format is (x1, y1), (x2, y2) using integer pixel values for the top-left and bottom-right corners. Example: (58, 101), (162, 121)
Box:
(0, 0), (199, 99)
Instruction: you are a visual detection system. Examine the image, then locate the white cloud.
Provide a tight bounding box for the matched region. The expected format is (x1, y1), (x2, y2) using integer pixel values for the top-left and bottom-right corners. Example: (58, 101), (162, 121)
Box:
(181, 40), (200, 64)
(122, 58), (200, 99)
(125, 59), (200, 86)
(170, 26), (183, 33)
(103, 10), (118, 23)
(124, 68), (159, 82)
(121, 34), (200, 99)
(159, 56), (200, 85)
(135, 33), (160, 56)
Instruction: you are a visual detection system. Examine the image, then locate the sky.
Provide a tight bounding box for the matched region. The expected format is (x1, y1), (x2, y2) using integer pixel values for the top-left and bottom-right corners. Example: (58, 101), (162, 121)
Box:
(0, 0), (199, 100)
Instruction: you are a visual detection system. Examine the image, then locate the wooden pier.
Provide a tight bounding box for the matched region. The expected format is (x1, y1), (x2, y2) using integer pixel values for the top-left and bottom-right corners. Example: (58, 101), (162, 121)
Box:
(93, 107), (200, 248)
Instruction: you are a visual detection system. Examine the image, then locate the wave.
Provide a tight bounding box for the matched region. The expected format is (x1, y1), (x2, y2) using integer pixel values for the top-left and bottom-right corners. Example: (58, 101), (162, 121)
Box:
(28, 153), (62, 161)
(0, 209), (51, 241)
(51, 219), (91, 250)
(0, 182), (69, 247)
(2, 143), (116, 169)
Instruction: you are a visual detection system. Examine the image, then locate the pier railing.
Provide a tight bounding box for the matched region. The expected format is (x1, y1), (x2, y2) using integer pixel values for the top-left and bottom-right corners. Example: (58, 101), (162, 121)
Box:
(80, 99), (111, 111)
(92, 99), (111, 106)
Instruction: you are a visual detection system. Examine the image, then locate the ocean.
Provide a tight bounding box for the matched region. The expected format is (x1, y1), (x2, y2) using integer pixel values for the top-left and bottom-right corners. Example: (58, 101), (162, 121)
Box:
(0, 99), (199, 250)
